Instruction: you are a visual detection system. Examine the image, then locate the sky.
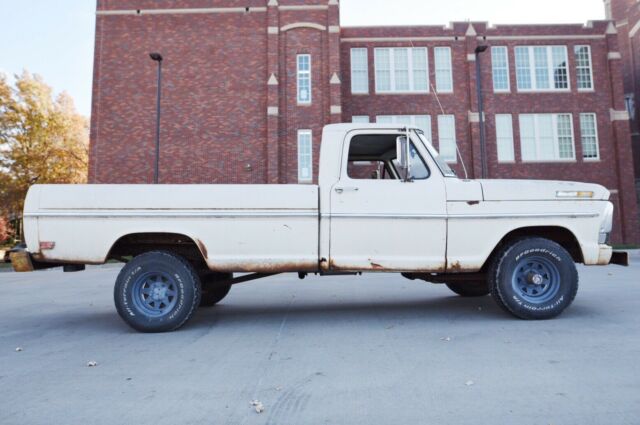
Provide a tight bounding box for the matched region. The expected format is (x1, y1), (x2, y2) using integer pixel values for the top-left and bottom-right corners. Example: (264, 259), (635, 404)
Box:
(0, 0), (605, 117)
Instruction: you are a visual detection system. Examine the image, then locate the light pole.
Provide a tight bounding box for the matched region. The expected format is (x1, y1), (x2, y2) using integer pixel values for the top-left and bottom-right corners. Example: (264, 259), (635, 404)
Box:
(149, 52), (163, 184)
(475, 45), (489, 179)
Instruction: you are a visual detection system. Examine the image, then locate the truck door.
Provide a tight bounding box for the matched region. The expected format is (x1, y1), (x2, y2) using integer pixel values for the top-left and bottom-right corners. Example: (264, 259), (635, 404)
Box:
(328, 130), (447, 272)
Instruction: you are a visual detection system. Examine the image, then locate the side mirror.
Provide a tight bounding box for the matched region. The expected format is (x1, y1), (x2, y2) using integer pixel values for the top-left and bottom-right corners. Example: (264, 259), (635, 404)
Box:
(396, 136), (410, 181)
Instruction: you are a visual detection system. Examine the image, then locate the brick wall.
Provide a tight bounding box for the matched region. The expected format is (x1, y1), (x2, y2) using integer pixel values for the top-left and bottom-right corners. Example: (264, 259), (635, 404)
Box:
(609, 0), (640, 177)
(89, 0), (639, 244)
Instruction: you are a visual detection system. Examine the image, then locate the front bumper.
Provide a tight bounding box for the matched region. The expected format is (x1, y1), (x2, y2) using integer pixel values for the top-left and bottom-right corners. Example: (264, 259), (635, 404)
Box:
(596, 244), (629, 266)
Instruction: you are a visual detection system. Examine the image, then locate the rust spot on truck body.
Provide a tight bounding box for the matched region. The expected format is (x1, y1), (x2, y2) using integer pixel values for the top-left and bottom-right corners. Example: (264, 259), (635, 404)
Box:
(446, 260), (481, 273)
(205, 260), (319, 274)
(328, 258), (447, 273)
(195, 239), (208, 259)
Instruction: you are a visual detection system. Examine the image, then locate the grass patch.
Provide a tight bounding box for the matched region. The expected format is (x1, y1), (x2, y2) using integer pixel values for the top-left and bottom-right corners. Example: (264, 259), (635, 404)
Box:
(612, 244), (640, 250)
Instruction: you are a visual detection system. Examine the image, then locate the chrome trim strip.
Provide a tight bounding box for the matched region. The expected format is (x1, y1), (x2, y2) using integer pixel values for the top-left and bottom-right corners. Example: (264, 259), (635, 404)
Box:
(325, 213), (447, 219)
(28, 211), (598, 220)
(447, 212), (599, 219)
(26, 210), (318, 219)
(324, 212), (599, 219)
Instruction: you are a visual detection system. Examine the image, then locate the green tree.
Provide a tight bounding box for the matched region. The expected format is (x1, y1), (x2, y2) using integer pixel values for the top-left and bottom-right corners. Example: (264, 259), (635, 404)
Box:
(0, 71), (88, 222)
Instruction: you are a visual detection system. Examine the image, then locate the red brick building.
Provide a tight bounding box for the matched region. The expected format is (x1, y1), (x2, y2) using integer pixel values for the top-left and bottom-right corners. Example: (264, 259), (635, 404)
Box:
(89, 0), (639, 244)
(607, 0), (640, 177)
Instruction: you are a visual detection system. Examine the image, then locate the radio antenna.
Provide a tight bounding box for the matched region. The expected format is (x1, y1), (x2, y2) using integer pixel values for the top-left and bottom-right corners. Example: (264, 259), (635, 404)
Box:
(431, 82), (469, 179)
(408, 39), (468, 179)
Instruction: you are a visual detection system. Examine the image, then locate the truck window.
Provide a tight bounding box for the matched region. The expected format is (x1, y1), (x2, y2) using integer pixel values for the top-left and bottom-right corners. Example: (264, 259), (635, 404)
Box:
(347, 134), (429, 180)
(347, 161), (395, 180)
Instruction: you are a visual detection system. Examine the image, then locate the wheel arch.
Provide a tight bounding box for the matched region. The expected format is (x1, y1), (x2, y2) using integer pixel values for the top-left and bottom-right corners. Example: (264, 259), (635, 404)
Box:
(107, 232), (208, 269)
(482, 226), (584, 270)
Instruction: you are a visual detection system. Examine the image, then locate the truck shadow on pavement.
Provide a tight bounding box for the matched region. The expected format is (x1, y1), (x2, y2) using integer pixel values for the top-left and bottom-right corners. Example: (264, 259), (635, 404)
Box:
(6, 295), (597, 335)
(188, 295), (596, 330)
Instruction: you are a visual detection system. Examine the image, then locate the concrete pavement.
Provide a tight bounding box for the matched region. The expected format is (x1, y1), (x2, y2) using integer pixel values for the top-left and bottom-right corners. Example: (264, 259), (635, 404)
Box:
(1, 254), (639, 425)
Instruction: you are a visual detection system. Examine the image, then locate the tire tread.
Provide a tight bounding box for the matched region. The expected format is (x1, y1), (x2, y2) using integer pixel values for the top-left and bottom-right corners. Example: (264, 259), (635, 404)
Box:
(114, 250), (201, 332)
(488, 237), (578, 320)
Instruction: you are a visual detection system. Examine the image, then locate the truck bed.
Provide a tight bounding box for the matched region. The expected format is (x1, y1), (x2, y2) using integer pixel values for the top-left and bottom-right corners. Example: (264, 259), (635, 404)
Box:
(24, 184), (320, 272)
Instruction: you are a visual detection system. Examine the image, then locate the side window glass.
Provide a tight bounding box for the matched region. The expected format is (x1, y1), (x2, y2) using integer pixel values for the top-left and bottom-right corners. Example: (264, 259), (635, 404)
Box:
(392, 142), (430, 180)
(409, 142), (430, 179)
(346, 134), (429, 180)
(348, 161), (390, 180)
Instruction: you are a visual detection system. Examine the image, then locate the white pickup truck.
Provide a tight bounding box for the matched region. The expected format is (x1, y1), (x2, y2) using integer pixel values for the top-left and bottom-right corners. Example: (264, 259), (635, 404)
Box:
(12, 124), (628, 332)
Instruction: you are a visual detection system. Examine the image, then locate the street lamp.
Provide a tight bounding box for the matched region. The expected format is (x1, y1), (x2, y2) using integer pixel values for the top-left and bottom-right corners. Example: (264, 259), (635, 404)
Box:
(149, 52), (163, 184)
(475, 45), (489, 179)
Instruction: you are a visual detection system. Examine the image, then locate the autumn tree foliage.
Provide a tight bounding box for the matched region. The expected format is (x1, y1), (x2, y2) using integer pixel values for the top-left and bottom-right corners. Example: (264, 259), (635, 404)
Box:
(0, 215), (13, 244)
(0, 71), (88, 223)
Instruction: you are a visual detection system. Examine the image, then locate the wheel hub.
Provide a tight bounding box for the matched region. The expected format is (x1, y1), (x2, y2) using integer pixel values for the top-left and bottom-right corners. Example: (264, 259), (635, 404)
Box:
(131, 272), (178, 317)
(511, 256), (561, 304)
(528, 273), (544, 285)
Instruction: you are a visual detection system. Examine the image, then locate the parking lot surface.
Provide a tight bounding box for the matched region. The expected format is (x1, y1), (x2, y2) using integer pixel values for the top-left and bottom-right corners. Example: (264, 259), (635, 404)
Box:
(1, 253), (639, 425)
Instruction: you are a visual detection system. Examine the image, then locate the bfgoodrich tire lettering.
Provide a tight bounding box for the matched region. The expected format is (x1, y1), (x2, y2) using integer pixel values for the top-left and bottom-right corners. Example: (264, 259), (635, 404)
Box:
(489, 238), (578, 320)
(114, 251), (201, 332)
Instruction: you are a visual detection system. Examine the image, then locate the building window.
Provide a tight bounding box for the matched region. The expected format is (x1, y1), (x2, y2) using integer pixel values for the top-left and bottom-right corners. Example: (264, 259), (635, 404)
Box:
(297, 54), (311, 104)
(574, 45), (594, 91)
(434, 47), (453, 93)
(376, 115), (431, 138)
(352, 116), (370, 123)
(297, 130), (313, 182)
(437, 115), (457, 163)
(519, 114), (575, 162)
(374, 47), (429, 93)
(625, 94), (635, 119)
(495, 114), (515, 162)
(351, 48), (369, 94)
(515, 46), (569, 91)
(491, 46), (510, 92)
(579, 113), (600, 160)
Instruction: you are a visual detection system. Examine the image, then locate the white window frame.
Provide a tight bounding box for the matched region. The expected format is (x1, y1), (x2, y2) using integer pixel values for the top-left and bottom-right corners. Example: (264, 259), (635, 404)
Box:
(352, 115), (370, 123)
(437, 115), (457, 163)
(495, 114), (515, 162)
(350, 48), (369, 94)
(515, 46), (571, 92)
(297, 54), (311, 104)
(579, 113), (600, 161)
(519, 114), (576, 162)
(491, 46), (510, 93)
(434, 47), (453, 93)
(574, 45), (594, 91)
(374, 47), (429, 94)
(297, 130), (313, 183)
(376, 115), (431, 139)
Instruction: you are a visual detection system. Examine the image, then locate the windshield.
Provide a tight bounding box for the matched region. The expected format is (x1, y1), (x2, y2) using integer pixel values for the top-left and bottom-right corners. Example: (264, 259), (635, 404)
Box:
(415, 131), (457, 177)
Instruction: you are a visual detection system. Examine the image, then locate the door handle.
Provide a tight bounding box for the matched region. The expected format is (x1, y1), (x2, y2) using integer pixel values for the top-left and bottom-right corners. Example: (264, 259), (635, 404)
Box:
(335, 187), (359, 194)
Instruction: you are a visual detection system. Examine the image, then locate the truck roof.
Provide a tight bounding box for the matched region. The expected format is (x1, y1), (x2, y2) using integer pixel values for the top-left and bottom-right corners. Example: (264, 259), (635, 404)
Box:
(324, 123), (420, 132)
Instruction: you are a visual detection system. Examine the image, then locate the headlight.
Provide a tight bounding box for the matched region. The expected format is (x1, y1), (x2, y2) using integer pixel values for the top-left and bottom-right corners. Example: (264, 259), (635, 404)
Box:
(599, 203), (614, 244)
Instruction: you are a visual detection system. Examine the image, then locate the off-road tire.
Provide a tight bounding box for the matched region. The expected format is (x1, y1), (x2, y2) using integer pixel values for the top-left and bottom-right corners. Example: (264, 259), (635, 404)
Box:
(488, 237), (578, 320)
(114, 251), (201, 332)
